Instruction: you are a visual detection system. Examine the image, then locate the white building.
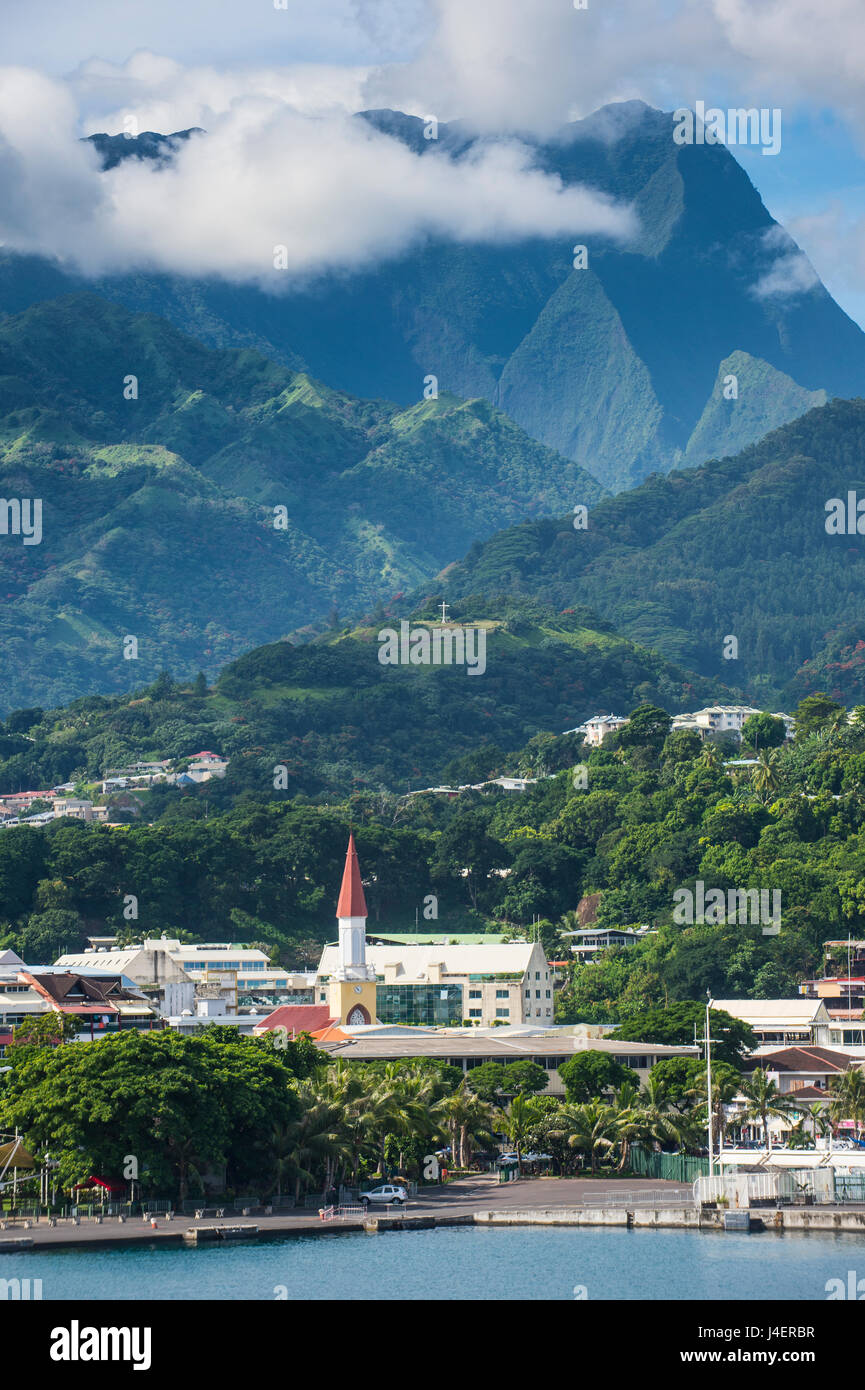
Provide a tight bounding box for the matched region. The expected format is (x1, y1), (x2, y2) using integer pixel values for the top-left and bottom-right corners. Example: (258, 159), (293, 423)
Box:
(316, 939), (554, 1025)
(55, 939), (313, 1016)
(671, 706), (795, 740)
(710, 998), (832, 1048)
(563, 714), (629, 747)
(562, 926), (653, 962)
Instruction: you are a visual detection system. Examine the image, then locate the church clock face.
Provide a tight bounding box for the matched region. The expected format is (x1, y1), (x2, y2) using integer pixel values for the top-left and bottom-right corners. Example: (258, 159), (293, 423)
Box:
(353, 985), (363, 993)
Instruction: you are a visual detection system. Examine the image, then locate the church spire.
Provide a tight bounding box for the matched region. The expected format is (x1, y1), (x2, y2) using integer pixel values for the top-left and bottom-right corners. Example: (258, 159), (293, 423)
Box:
(336, 831), (368, 920)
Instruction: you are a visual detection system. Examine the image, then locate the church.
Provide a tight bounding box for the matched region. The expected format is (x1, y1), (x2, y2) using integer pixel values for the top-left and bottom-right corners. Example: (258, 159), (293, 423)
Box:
(317, 834), (552, 1029)
(326, 832), (379, 1027)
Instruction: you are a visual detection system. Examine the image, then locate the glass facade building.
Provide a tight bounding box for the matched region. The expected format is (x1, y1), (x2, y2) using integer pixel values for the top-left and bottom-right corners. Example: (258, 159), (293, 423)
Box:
(376, 983), (464, 1026)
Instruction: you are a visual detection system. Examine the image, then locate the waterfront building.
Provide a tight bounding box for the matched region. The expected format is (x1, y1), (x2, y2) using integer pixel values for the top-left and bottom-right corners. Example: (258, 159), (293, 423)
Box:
(309, 1020), (697, 1095)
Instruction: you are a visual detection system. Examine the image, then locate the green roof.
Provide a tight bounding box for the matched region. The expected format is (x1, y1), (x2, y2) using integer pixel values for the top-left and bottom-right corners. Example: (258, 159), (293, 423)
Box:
(366, 932), (519, 945)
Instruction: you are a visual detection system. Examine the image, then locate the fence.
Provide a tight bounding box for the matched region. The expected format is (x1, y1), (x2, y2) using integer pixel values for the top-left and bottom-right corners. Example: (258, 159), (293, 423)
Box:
(581, 1187), (694, 1208)
(630, 1146), (710, 1183)
(835, 1174), (865, 1203)
(694, 1169), (836, 1209)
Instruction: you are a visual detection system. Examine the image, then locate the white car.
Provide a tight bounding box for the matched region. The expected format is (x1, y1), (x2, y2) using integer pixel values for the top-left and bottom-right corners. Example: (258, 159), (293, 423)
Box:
(360, 1184), (407, 1207)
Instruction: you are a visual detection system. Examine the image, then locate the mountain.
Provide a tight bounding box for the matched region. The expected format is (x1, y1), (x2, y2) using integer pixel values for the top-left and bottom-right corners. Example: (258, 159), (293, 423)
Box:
(2, 102), (863, 492)
(0, 293), (603, 711)
(0, 598), (735, 800)
(437, 397), (865, 699)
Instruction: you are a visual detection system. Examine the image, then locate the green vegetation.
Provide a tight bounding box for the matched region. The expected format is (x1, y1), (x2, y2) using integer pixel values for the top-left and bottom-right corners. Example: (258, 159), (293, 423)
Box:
(442, 399), (865, 699)
(0, 679), (860, 1029)
(0, 293), (604, 711)
(0, 601), (727, 802)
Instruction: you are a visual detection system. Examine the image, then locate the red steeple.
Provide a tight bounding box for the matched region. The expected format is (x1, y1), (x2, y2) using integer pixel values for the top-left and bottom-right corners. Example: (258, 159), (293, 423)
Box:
(336, 833), (368, 918)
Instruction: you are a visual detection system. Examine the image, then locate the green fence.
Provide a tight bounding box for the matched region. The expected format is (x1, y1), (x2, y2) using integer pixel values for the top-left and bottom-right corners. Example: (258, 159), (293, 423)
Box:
(630, 1146), (710, 1182)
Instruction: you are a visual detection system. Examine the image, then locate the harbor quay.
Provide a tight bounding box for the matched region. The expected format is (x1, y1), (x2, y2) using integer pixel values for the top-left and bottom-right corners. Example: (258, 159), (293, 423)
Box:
(5, 1174), (865, 1251)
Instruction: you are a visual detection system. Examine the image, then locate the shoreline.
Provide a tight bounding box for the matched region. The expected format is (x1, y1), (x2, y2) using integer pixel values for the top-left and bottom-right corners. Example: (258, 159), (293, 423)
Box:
(6, 1203), (865, 1253)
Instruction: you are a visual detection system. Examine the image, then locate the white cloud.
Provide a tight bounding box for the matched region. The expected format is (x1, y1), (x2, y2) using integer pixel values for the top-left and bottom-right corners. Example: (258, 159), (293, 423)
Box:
(0, 67), (636, 284)
(751, 224), (820, 300)
(72, 50), (372, 135)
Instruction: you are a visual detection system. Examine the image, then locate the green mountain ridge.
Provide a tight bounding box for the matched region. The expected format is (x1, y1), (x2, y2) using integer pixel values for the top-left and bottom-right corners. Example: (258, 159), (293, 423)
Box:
(0, 293), (604, 711)
(0, 599), (740, 801)
(438, 396), (865, 698)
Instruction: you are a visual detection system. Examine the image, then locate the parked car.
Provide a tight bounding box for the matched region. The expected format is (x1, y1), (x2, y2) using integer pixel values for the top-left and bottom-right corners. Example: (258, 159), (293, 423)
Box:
(360, 1184), (407, 1207)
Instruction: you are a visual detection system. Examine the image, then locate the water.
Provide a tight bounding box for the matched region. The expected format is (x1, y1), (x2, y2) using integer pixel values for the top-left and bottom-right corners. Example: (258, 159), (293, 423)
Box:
(4, 1226), (865, 1300)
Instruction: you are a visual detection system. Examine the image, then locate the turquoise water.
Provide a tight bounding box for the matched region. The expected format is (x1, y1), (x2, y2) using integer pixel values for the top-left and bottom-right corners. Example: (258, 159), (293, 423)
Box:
(4, 1226), (865, 1300)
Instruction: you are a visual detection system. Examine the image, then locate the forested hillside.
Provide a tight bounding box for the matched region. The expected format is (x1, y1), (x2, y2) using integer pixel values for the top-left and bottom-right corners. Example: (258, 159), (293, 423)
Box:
(441, 398), (865, 697)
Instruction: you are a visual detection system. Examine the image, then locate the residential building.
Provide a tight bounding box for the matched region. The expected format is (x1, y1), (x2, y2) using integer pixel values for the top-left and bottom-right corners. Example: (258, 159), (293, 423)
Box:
(562, 926), (653, 962)
(800, 975), (865, 1019)
(748, 1045), (859, 1096)
(710, 998), (832, 1048)
(562, 713), (629, 746)
(52, 798), (109, 823)
(671, 706), (795, 740)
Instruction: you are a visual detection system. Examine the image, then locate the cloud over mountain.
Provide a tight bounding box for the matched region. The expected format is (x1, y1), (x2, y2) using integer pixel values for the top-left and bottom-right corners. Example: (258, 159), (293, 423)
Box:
(0, 65), (635, 283)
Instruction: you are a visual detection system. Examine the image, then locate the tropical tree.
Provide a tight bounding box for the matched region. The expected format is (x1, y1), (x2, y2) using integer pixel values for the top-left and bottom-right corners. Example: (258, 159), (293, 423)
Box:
(752, 749), (784, 804)
(434, 1082), (497, 1170)
(502, 1092), (548, 1174)
(546, 1101), (620, 1174)
(828, 1068), (865, 1140)
(739, 1068), (800, 1152)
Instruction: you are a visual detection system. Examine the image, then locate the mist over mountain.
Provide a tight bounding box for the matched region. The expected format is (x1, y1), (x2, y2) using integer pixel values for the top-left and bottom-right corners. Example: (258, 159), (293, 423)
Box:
(2, 102), (863, 493)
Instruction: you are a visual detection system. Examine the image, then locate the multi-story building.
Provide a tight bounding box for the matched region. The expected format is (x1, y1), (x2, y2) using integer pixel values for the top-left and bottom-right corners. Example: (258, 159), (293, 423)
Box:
(55, 939), (314, 1015)
(317, 938), (554, 1026)
(671, 706), (795, 741)
(0, 950), (160, 1051)
(562, 714), (629, 746)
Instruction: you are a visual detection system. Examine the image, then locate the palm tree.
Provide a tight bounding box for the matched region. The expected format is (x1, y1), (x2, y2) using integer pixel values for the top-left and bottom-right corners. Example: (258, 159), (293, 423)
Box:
(810, 1101), (834, 1151)
(547, 1101), (619, 1174)
(829, 1068), (865, 1140)
(635, 1076), (701, 1155)
(370, 1064), (440, 1177)
(686, 1065), (740, 1154)
(434, 1082), (497, 1171)
(278, 1079), (347, 1204)
(739, 1068), (800, 1152)
(608, 1081), (642, 1172)
(752, 749), (783, 804)
(503, 1092), (546, 1175)
(699, 742), (721, 771)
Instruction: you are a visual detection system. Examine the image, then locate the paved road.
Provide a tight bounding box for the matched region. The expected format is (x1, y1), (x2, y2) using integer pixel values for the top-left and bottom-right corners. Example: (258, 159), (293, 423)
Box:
(0, 1176), (695, 1250)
